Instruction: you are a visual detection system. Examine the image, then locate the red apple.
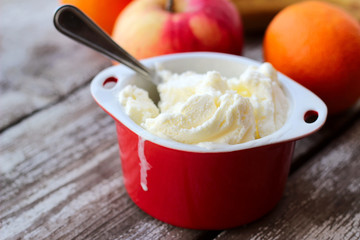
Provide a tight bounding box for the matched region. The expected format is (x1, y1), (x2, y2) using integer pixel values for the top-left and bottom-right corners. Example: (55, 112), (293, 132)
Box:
(111, 0), (243, 59)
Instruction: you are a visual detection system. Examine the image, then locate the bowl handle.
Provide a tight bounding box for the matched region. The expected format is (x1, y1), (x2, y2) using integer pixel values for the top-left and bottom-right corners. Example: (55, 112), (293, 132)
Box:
(90, 66), (127, 120)
(280, 75), (328, 142)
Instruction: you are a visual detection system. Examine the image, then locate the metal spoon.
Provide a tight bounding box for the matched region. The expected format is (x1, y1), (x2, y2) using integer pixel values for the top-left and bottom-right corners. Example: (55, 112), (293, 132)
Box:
(53, 5), (160, 103)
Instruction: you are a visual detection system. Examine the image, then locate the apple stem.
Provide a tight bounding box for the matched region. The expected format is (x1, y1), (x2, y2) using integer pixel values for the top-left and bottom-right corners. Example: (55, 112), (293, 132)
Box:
(166, 0), (174, 12)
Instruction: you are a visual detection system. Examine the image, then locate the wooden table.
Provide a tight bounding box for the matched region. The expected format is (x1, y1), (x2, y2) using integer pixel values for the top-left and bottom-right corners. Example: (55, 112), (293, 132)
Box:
(1, 0), (359, 239)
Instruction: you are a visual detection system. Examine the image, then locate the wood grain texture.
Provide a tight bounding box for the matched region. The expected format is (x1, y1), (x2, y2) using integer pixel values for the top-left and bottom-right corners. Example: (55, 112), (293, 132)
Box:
(0, 0), (110, 131)
(2, 0), (360, 239)
(216, 115), (360, 240)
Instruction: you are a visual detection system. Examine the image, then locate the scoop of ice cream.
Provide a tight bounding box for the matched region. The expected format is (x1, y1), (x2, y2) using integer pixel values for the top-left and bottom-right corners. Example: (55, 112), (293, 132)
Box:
(228, 63), (289, 138)
(157, 71), (228, 113)
(118, 63), (289, 146)
(144, 92), (256, 144)
(118, 85), (159, 125)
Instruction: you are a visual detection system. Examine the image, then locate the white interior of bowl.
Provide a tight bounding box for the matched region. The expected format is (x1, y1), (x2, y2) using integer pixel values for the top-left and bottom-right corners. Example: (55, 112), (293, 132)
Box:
(91, 52), (327, 153)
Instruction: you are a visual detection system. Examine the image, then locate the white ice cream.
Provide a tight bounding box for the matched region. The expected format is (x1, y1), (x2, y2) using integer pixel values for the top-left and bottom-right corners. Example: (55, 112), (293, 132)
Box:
(118, 85), (159, 125)
(118, 63), (289, 146)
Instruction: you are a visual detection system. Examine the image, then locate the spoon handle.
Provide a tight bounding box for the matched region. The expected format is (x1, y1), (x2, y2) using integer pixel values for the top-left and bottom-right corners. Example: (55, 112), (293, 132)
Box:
(53, 5), (153, 80)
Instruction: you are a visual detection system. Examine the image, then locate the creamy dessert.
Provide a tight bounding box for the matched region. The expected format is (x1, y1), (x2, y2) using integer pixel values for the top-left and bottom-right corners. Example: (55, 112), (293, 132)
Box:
(119, 63), (289, 146)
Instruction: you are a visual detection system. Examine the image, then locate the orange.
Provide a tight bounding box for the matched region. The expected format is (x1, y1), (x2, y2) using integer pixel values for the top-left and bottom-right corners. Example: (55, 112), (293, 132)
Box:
(60, 0), (132, 34)
(263, 1), (360, 114)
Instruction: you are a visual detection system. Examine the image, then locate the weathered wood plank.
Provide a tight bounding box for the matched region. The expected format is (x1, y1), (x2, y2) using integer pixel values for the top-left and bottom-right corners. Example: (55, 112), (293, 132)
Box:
(215, 114), (360, 240)
(0, 87), (116, 239)
(0, 0), (110, 131)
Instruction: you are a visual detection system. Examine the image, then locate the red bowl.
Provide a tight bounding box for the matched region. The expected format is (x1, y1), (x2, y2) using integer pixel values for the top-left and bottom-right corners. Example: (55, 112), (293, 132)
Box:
(91, 52), (327, 229)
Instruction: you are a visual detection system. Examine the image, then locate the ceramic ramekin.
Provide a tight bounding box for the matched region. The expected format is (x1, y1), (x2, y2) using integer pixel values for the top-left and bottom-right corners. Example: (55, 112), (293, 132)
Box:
(91, 52), (327, 230)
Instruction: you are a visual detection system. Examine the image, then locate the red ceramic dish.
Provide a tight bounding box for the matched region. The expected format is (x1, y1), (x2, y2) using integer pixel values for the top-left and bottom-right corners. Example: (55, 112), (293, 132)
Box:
(91, 52), (327, 229)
